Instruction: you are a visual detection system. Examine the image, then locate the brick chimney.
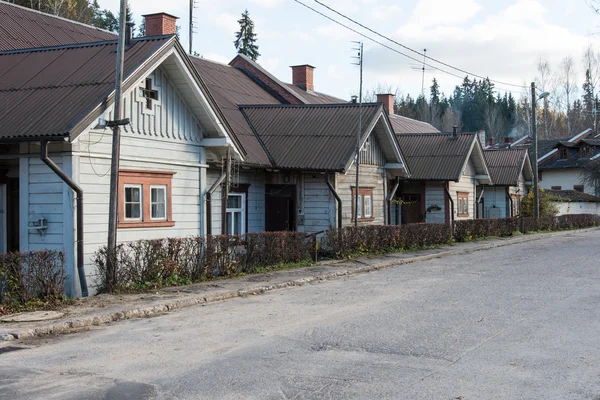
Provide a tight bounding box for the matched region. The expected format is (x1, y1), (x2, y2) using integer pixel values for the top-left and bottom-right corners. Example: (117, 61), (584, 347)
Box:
(291, 64), (315, 91)
(487, 137), (495, 147)
(504, 137), (515, 145)
(143, 13), (179, 36)
(377, 94), (395, 115)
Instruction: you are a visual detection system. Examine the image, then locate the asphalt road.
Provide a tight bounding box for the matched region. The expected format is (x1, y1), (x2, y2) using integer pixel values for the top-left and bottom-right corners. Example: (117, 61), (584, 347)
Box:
(2, 230), (600, 400)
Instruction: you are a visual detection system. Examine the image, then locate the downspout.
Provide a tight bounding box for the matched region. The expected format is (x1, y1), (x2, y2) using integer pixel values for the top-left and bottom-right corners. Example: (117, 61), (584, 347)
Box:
(40, 141), (88, 297)
(477, 186), (485, 218)
(387, 177), (400, 225)
(206, 172), (226, 235)
(445, 183), (454, 224)
(506, 188), (514, 217)
(325, 173), (342, 230)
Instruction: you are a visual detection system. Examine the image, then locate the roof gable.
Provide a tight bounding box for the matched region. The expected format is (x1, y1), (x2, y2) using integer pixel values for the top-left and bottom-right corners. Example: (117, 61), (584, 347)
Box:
(484, 148), (531, 186)
(239, 103), (406, 172)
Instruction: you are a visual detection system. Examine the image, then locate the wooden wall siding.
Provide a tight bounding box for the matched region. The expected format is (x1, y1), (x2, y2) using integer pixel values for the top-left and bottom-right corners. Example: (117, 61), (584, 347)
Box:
(449, 160), (476, 220)
(424, 182), (446, 224)
(337, 164), (386, 226)
(207, 169), (266, 235)
(115, 67), (204, 143)
(479, 186), (508, 218)
(303, 173), (334, 233)
(358, 133), (386, 166)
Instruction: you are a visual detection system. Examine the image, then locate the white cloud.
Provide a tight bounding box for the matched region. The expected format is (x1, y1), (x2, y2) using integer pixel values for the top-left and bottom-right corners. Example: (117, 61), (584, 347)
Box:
(258, 56), (281, 72)
(202, 52), (230, 64)
(314, 23), (355, 41)
(248, 0), (284, 8)
(370, 5), (402, 22)
(410, 0), (481, 27)
(213, 12), (239, 33)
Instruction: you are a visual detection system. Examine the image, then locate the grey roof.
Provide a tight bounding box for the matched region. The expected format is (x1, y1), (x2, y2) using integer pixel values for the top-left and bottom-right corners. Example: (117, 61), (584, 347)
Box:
(388, 114), (439, 134)
(0, 1), (115, 51)
(0, 36), (172, 141)
(395, 133), (478, 181)
(240, 103), (384, 171)
(484, 148), (530, 186)
(190, 56), (279, 166)
(546, 190), (600, 203)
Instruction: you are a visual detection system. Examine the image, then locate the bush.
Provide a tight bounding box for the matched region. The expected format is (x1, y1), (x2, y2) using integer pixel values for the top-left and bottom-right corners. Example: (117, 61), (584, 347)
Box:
(94, 231), (313, 291)
(454, 218), (519, 242)
(322, 223), (453, 258)
(521, 189), (559, 218)
(520, 214), (600, 233)
(0, 250), (66, 313)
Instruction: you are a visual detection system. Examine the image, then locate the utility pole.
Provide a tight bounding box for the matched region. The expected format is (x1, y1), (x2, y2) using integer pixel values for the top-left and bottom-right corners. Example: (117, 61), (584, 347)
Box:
(531, 82), (539, 219)
(106, 0), (129, 291)
(189, 0), (193, 55)
(352, 42), (363, 227)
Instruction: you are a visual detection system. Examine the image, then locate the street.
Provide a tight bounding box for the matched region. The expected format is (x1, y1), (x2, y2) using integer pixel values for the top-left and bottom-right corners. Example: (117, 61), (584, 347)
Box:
(2, 230), (600, 400)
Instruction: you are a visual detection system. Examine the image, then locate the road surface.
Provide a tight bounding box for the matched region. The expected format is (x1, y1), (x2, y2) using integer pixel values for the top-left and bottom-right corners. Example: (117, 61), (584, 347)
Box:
(2, 230), (600, 399)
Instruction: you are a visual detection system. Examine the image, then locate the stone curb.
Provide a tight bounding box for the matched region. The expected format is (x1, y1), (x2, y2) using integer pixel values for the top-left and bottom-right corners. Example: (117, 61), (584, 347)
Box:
(1, 227), (597, 342)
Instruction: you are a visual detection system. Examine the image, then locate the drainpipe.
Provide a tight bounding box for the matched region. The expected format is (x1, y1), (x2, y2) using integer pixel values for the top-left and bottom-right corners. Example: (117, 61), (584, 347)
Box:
(325, 173), (342, 230)
(445, 183), (454, 224)
(387, 177), (400, 225)
(206, 172), (226, 235)
(477, 186), (485, 218)
(40, 141), (88, 297)
(506, 189), (514, 217)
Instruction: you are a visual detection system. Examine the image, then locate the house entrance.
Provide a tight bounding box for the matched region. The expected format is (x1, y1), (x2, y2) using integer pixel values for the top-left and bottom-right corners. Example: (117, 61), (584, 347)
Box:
(401, 194), (422, 224)
(265, 184), (296, 231)
(0, 180), (19, 253)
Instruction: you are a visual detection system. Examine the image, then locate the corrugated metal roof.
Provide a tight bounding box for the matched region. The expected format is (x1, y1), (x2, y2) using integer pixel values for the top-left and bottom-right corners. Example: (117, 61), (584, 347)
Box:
(0, 1), (116, 51)
(388, 114), (439, 134)
(240, 103), (382, 171)
(484, 148), (528, 186)
(395, 133), (476, 180)
(546, 190), (600, 203)
(286, 83), (348, 104)
(190, 57), (279, 166)
(0, 36), (171, 141)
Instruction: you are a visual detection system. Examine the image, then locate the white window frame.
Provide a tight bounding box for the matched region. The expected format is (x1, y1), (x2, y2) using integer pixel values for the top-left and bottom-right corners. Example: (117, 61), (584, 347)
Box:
(124, 184), (143, 221)
(364, 194), (372, 218)
(225, 193), (246, 235)
(150, 185), (167, 221)
(357, 195), (362, 219)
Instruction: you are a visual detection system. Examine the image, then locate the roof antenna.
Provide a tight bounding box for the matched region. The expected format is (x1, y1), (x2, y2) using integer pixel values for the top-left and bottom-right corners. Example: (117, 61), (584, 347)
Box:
(410, 49), (436, 96)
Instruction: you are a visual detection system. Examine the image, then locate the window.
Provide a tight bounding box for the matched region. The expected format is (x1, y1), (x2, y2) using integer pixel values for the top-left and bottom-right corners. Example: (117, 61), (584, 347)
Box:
(457, 192), (469, 217)
(352, 187), (374, 221)
(226, 193), (245, 235)
(551, 186), (562, 190)
(581, 146), (593, 158)
(124, 185), (142, 220)
(150, 185), (167, 220)
(119, 170), (175, 228)
(139, 78), (158, 110)
(559, 147), (569, 160)
(574, 185), (584, 192)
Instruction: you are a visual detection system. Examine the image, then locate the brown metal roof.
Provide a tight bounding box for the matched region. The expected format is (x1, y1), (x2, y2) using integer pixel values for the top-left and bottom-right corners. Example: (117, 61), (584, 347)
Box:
(190, 57), (279, 166)
(389, 114), (439, 134)
(0, 36), (172, 141)
(546, 190), (600, 203)
(240, 103), (382, 171)
(286, 83), (348, 104)
(484, 148), (529, 186)
(395, 133), (476, 180)
(0, 1), (116, 51)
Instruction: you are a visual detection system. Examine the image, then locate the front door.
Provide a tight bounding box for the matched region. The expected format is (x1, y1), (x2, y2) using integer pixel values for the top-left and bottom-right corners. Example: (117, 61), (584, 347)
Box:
(265, 185), (296, 231)
(401, 194), (422, 224)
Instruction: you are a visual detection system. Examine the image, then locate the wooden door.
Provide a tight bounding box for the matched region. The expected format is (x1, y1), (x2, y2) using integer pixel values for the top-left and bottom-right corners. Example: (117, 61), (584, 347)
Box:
(266, 197), (290, 231)
(401, 194), (422, 224)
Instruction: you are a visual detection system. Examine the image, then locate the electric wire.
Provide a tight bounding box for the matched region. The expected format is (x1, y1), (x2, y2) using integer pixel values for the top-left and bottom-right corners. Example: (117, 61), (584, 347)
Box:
(293, 0), (528, 96)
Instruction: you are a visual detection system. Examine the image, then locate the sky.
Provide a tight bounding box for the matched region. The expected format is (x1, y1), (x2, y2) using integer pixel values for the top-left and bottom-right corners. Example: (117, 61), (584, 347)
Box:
(100, 0), (600, 102)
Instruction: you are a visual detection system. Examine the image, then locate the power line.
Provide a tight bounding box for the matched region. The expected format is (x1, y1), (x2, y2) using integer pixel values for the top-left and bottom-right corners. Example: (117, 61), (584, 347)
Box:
(311, 0), (527, 90)
(293, 0), (528, 96)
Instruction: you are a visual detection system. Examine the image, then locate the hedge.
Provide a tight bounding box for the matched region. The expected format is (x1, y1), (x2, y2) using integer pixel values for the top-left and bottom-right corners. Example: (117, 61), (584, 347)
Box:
(0, 250), (66, 312)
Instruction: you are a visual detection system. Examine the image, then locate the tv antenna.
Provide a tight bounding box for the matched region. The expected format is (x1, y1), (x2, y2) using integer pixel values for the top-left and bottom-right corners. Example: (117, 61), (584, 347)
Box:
(410, 48), (436, 95)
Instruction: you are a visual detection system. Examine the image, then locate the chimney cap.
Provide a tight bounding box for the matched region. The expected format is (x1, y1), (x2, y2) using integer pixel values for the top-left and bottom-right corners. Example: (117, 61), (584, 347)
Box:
(142, 12), (180, 19)
(290, 64), (316, 69)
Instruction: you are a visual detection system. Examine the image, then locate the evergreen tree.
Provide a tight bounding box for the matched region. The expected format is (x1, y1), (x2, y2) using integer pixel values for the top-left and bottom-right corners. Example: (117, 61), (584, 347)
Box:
(234, 10), (260, 61)
(92, 2), (134, 33)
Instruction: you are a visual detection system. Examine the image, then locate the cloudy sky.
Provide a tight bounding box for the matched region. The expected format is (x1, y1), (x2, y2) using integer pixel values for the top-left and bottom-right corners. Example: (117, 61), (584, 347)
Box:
(101, 0), (600, 101)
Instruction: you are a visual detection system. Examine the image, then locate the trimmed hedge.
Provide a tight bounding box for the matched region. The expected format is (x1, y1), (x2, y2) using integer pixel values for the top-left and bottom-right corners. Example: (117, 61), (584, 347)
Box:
(94, 231), (311, 291)
(0, 250), (66, 312)
(454, 218), (519, 242)
(322, 223), (453, 258)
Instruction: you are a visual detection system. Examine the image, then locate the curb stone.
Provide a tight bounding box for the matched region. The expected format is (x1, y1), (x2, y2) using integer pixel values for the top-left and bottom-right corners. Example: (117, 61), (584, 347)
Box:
(1, 227), (597, 341)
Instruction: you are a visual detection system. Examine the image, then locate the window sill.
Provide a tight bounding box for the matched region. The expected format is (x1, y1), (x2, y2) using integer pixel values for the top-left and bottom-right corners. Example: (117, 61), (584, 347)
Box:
(457, 214), (469, 217)
(119, 221), (176, 229)
(354, 218), (375, 222)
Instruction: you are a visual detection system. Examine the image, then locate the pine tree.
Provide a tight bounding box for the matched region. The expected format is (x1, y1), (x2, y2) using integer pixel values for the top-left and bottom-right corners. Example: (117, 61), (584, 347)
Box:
(234, 10), (260, 61)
